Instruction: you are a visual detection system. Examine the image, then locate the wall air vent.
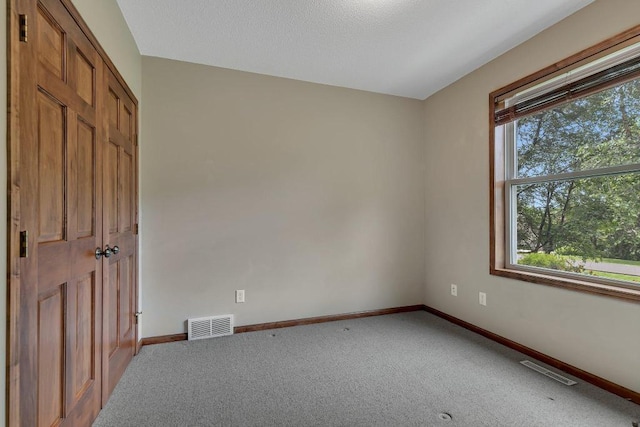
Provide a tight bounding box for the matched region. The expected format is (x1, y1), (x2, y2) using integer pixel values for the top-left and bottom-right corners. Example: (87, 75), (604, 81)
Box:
(520, 360), (577, 386)
(188, 314), (234, 341)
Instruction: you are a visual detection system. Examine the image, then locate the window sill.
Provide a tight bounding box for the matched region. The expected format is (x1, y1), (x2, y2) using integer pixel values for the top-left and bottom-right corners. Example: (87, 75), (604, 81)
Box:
(490, 267), (640, 303)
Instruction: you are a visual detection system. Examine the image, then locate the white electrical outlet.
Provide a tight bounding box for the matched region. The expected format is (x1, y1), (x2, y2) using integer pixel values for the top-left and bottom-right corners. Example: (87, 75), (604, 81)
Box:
(450, 284), (458, 296)
(236, 290), (245, 303)
(479, 292), (487, 306)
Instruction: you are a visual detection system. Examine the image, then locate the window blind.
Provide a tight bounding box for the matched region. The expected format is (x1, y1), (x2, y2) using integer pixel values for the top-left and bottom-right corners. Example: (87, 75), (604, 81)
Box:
(494, 48), (640, 126)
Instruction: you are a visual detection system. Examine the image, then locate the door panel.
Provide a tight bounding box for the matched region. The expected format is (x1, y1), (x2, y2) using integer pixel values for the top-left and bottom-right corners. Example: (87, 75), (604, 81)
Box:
(121, 105), (131, 140)
(108, 90), (118, 127)
(103, 70), (138, 401)
(107, 262), (119, 357)
(75, 50), (94, 106)
(20, 0), (105, 425)
(37, 6), (64, 80)
(121, 151), (132, 232)
(76, 119), (95, 238)
(106, 142), (119, 234)
(37, 286), (65, 427)
(12, 0), (138, 424)
(120, 255), (134, 338)
(72, 274), (95, 397)
(37, 91), (65, 243)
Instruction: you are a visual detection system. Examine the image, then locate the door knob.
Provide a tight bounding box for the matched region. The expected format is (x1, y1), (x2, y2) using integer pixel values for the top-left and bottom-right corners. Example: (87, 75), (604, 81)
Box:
(95, 245), (119, 260)
(95, 247), (112, 260)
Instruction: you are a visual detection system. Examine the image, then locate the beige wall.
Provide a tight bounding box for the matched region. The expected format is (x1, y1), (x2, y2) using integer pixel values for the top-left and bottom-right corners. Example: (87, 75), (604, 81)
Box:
(2, 0), (638, 421)
(141, 56), (426, 337)
(71, 0), (142, 99)
(423, 0), (640, 393)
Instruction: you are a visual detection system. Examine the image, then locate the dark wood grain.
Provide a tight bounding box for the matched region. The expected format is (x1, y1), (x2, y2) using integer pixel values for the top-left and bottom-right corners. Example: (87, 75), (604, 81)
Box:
(7, 0), (29, 424)
(423, 305), (640, 405)
(491, 268), (640, 302)
(8, 0), (139, 425)
(17, 1), (105, 425)
(141, 333), (188, 346)
(101, 69), (138, 405)
(234, 305), (425, 333)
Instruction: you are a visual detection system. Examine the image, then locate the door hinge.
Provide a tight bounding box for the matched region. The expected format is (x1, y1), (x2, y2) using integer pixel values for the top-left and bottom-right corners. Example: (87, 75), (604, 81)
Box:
(134, 224), (139, 235)
(20, 231), (28, 258)
(135, 312), (142, 324)
(19, 15), (27, 43)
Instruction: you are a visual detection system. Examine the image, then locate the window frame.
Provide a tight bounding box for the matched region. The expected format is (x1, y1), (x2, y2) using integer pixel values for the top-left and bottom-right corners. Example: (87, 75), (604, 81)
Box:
(490, 25), (640, 302)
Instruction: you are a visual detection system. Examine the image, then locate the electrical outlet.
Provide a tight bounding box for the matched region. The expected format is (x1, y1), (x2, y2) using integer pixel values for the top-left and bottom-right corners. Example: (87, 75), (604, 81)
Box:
(479, 292), (487, 306)
(450, 284), (458, 296)
(235, 290), (245, 303)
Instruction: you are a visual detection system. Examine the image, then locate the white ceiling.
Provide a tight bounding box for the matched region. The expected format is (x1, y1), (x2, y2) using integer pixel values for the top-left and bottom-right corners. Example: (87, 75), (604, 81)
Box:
(116, 0), (593, 100)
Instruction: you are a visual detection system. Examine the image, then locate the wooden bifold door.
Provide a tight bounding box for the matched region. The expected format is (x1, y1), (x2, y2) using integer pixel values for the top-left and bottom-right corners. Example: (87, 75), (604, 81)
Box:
(8, 0), (139, 426)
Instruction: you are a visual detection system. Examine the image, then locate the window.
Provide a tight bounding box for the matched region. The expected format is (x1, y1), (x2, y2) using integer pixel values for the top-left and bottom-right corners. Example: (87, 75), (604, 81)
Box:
(490, 28), (640, 301)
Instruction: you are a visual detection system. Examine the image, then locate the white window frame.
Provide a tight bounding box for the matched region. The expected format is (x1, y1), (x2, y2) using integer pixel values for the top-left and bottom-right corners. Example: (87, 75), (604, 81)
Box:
(503, 122), (640, 289)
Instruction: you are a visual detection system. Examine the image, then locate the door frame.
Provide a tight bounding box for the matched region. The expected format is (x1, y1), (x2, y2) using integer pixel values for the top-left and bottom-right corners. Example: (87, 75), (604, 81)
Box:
(6, 0), (139, 425)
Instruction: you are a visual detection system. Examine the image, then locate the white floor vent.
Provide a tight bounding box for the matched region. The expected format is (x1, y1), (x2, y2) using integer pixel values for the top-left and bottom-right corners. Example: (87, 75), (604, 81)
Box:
(520, 360), (577, 386)
(188, 315), (234, 341)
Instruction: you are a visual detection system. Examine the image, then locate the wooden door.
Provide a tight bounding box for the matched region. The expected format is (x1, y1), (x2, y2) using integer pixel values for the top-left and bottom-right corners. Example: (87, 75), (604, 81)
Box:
(9, 0), (139, 425)
(102, 69), (139, 402)
(16, 0), (104, 425)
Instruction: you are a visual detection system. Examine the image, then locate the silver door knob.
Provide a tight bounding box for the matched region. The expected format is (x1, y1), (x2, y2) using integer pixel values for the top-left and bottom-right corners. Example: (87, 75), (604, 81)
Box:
(95, 245), (119, 260)
(95, 247), (111, 259)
